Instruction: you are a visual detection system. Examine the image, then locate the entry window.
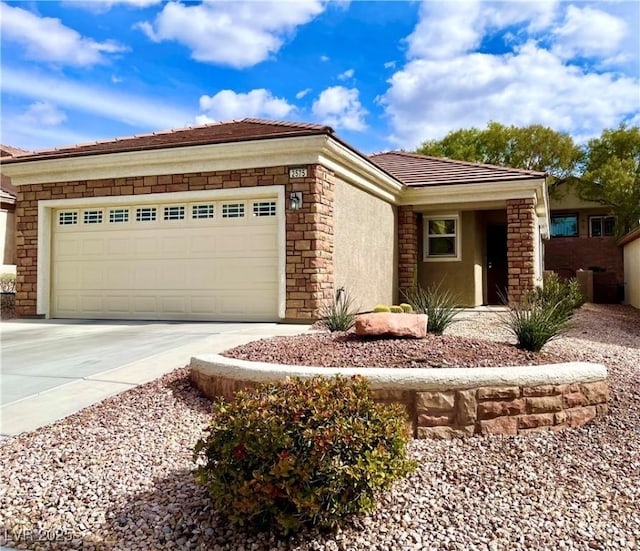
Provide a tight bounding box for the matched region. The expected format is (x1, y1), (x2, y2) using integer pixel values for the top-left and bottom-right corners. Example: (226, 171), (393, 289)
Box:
(58, 211), (78, 225)
(164, 206), (185, 221)
(222, 203), (245, 218)
(550, 214), (578, 237)
(109, 208), (129, 223)
(83, 210), (103, 224)
(136, 207), (157, 222)
(192, 204), (215, 219)
(424, 215), (460, 261)
(589, 215), (615, 237)
(252, 201), (276, 217)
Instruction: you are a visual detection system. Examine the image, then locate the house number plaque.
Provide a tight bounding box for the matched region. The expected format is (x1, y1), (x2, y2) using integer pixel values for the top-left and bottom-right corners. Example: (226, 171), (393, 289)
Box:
(289, 167), (308, 178)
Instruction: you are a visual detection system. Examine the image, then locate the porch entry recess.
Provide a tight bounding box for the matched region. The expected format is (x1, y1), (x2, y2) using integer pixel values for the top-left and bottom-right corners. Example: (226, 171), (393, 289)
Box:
(486, 225), (507, 305)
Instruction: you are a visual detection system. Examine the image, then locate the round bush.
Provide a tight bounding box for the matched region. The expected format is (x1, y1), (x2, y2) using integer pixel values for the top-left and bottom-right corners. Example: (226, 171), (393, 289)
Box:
(193, 376), (415, 534)
(399, 303), (413, 313)
(389, 305), (404, 313)
(373, 304), (391, 313)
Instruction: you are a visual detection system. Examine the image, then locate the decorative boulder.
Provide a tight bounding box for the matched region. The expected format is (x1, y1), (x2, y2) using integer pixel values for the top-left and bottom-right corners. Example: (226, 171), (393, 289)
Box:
(355, 313), (428, 339)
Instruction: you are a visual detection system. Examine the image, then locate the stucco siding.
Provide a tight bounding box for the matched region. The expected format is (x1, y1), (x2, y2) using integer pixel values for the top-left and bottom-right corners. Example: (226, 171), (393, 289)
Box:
(333, 178), (396, 311)
(623, 237), (640, 308)
(418, 211), (482, 307)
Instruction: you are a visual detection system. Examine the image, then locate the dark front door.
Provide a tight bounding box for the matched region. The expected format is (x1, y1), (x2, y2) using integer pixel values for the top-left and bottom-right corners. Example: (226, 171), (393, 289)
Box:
(486, 225), (508, 304)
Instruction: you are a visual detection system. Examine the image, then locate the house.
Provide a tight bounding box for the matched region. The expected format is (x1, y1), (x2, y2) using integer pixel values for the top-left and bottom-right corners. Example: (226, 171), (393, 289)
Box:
(619, 226), (640, 309)
(0, 119), (549, 321)
(546, 180), (624, 302)
(0, 144), (25, 275)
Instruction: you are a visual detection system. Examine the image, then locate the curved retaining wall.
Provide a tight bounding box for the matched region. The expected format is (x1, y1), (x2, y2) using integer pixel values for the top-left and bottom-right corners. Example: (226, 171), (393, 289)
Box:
(190, 355), (609, 439)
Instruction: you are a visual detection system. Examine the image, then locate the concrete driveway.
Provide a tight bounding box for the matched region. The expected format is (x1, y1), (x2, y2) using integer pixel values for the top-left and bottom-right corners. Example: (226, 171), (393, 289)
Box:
(0, 319), (308, 438)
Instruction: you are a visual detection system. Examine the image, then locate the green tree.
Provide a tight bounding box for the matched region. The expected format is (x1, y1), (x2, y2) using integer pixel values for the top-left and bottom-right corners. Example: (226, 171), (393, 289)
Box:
(578, 124), (640, 238)
(418, 121), (583, 179)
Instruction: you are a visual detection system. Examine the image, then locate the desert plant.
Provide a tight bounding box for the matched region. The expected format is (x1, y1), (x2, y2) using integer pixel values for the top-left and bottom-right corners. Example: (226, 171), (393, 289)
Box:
(389, 305), (403, 313)
(405, 281), (459, 335)
(399, 303), (413, 313)
(321, 287), (357, 331)
(0, 273), (16, 293)
(502, 297), (570, 352)
(373, 304), (391, 313)
(527, 272), (584, 322)
(193, 376), (416, 534)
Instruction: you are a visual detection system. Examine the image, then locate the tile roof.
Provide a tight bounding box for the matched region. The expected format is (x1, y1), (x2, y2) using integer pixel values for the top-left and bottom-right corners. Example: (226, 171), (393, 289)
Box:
(0, 144), (30, 158)
(369, 151), (546, 186)
(1, 119), (334, 163)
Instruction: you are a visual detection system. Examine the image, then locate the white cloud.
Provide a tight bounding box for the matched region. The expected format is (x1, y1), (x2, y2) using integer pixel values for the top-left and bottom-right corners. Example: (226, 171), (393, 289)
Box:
(311, 86), (367, 131)
(1, 66), (191, 128)
(337, 68), (354, 81)
(320, 55), (330, 62)
(137, 1), (326, 68)
(552, 5), (628, 61)
(0, 3), (126, 66)
(381, 0), (639, 148)
(384, 61), (396, 69)
(382, 41), (640, 148)
(19, 101), (67, 126)
(295, 88), (312, 99)
(66, 0), (161, 12)
(197, 89), (295, 123)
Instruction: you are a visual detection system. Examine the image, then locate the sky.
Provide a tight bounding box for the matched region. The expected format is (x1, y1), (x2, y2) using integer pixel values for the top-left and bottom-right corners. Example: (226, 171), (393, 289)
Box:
(1, 0), (639, 155)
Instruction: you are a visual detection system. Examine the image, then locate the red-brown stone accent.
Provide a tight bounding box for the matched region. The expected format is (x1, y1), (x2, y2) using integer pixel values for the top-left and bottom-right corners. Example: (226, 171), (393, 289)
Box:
(15, 164), (334, 320)
(506, 198), (536, 304)
(397, 205), (418, 296)
(191, 371), (609, 439)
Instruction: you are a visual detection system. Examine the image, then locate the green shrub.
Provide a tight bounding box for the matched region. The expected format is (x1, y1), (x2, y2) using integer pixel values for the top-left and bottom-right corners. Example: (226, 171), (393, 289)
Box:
(527, 272), (584, 322)
(321, 287), (358, 332)
(0, 273), (16, 293)
(502, 298), (569, 352)
(404, 281), (459, 335)
(399, 303), (413, 313)
(389, 305), (403, 313)
(193, 376), (416, 535)
(373, 304), (391, 313)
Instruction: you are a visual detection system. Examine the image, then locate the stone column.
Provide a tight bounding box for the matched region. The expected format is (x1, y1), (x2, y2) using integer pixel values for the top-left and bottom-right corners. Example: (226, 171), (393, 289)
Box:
(507, 198), (536, 303)
(398, 205), (418, 297)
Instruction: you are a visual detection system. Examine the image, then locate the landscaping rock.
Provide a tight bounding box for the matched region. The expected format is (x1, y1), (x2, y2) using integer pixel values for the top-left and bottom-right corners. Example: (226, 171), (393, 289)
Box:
(354, 313), (428, 338)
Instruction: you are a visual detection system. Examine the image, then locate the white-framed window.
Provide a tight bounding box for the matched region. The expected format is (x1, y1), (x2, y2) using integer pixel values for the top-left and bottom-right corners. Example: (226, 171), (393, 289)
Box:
(589, 215), (616, 237)
(136, 207), (157, 222)
(83, 209), (103, 224)
(163, 205), (185, 221)
(58, 211), (78, 225)
(192, 204), (215, 219)
(109, 208), (129, 223)
(222, 202), (245, 219)
(423, 214), (460, 261)
(252, 201), (277, 217)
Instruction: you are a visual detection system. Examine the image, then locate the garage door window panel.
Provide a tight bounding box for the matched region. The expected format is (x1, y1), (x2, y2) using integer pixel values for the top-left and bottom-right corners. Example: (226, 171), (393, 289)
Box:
(109, 208), (130, 224)
(58, 211), (78, 226)
(192, 204), (215, 220)
(83, 210), (103, 224)
(136, 207), (157, 222)
(222, 202), (245, 219)
(164, 205), (185, 221)
(252, 201), (277, 217)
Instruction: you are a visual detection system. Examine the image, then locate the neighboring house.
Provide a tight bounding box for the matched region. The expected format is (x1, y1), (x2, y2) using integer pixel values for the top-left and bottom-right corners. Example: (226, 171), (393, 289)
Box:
(0, 144), (26, 274)
(619, 226), (640, 309)
(546, 180), (623, 302)
(0, 119), (548, 321)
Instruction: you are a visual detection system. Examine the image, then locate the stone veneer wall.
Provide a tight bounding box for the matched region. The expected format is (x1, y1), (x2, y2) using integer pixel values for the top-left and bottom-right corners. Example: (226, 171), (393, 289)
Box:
(15, 164), (334, 320)
(190, 371), (609, 440)
(507, 198), (536, 303)
(397, 205), (418, 296)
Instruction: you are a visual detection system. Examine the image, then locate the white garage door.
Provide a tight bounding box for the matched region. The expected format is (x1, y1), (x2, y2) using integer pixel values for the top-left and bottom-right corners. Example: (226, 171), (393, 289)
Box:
(51, 196), (280, 321)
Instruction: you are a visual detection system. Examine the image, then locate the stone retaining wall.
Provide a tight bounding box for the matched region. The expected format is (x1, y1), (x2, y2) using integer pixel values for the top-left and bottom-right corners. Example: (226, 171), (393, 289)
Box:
(190, 356), (609, 439)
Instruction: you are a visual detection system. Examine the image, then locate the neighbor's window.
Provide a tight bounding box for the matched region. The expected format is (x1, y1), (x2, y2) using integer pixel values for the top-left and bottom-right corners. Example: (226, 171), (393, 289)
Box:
(550, 214), (578, 237)
(589, 215), (616, 237)
(424, 215), (460, 261)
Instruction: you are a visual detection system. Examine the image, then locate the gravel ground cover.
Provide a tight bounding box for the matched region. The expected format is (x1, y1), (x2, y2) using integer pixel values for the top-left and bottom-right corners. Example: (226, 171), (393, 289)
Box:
(0, 304), (638, 550)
